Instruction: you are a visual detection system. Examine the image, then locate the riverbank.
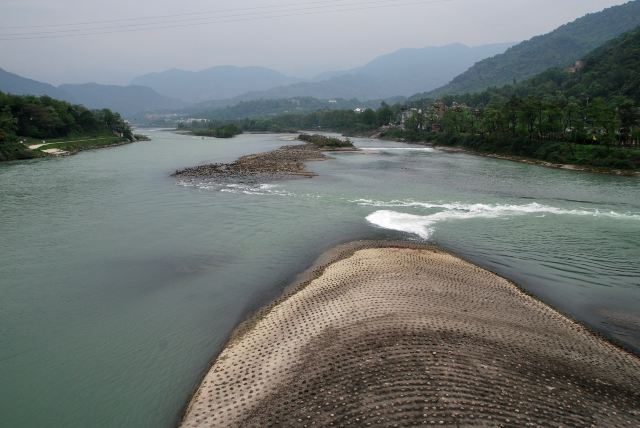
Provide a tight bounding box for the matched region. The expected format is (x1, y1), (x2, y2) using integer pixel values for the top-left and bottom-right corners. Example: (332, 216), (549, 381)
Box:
(0, 134), (146, 162)
(28, 134), (148, 157)
(173, 141), (358, 180)
(436, 144), (640, 177)
(181, 241), (640, 427)
(375, 129), (640, 177)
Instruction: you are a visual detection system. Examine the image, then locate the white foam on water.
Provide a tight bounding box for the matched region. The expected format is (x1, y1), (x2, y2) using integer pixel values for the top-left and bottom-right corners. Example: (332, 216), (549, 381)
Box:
(221, 183), (294, 196)
(360, 199), (640, 239)
(177, 181), (294, 196)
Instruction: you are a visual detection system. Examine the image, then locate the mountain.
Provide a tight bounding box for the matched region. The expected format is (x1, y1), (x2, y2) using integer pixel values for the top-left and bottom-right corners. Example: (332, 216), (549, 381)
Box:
(131, 66), (299, 103)
(430, 0), (640, 96)
(348, 43), (513, 96)
(59, 83), (184, 116)
(236, 74), (390, 102)
(0, 68), (182, 117)
(0, 68), (68, 99)
(229, 43), (512, 102)
(505, 26), (640, 103)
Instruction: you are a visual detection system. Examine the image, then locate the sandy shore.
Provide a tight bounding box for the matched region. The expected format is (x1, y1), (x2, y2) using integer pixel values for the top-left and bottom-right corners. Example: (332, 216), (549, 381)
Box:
(181, 242), (640, 427)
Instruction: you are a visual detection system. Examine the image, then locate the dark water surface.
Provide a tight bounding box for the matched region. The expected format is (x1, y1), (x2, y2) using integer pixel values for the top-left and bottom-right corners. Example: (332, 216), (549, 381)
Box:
(1, 131), (638, 427)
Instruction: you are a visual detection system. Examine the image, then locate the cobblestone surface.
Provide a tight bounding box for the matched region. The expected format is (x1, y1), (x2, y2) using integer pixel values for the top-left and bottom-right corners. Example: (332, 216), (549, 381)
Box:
(181, 245), (640, 427)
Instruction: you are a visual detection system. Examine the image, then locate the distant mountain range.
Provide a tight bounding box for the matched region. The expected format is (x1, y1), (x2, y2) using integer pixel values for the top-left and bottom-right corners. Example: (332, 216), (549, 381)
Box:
(3, 1), (638, 118)
(0, 68), (183, 116)
(131, 66), (299, 103)
(429, 0), (640, 96)
(272, 43), (513, 99)
(0, 43), (511, 116)
(135, 43), (512, 105)
(0, 68), (68, 100)
(58, 83), (184, 116)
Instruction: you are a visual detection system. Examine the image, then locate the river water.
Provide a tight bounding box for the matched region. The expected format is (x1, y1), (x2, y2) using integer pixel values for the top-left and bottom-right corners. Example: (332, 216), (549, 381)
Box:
(1, 130), (639, 427)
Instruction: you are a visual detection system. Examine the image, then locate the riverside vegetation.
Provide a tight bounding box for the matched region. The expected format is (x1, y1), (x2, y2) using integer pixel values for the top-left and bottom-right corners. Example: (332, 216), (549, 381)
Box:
(180, 26), (640, 172)
(0, 92), (135, 161)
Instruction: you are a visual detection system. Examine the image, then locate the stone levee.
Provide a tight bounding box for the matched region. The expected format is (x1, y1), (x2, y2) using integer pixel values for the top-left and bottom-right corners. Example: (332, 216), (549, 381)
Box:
(181, 246), (640, 427)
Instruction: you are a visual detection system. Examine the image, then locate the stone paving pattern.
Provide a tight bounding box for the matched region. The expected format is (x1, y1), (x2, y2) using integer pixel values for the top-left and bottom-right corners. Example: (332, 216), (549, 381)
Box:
(181, 246), (640, 427)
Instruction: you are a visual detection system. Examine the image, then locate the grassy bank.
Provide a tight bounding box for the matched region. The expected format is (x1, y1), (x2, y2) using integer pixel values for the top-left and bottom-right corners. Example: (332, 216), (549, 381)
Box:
(29, 134), (125, 153)
(0, 133), (142, 162)
(0, 140), (42, 162)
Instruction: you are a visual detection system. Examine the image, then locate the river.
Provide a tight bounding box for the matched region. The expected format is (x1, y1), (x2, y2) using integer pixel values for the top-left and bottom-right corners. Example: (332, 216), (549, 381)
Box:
(1, 130), (638, 427)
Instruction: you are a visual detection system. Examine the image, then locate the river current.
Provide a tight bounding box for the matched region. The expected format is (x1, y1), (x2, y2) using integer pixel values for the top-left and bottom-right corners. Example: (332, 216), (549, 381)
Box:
(1, 130), (638, 427)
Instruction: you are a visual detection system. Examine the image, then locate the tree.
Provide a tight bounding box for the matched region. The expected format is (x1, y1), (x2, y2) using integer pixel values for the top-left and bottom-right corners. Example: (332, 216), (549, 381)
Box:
(0, 105), (17, 142)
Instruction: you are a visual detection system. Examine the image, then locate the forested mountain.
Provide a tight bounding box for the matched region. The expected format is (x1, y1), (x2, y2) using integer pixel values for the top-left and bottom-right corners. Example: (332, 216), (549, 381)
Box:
(0, 92), (132, 161)
(514, 28), (640, 102)
(131, 66), (299, 103)
(0, 69), (181, 117)
(431, 26), (640, 106)
(429, 0), (640, 96)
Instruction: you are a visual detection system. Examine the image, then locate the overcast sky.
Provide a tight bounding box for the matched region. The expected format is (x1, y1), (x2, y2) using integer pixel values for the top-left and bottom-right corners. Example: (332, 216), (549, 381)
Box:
(0, 0), (630, 85)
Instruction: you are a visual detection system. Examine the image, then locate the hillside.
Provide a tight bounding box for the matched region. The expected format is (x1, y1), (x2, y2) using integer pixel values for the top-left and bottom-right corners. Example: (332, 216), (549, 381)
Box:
(131, 66), (299, 103)
(347, 43), (512, 96)
(229, 43), (511, 102)
(0, 68), (68, 99)
(0, 69), (181, 117)
(59, 83), (184, 116)
(524, 27), (640, 102)
(429, 0), (640, 96)
(440, 26), (640, 105)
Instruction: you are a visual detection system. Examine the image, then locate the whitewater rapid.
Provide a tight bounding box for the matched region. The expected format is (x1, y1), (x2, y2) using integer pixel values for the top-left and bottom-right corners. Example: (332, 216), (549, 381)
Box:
(354, 199), (640, 239)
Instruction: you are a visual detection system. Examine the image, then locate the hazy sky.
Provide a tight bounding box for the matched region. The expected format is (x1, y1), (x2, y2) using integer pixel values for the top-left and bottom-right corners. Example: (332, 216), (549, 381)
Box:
(0, 0), (630, 85)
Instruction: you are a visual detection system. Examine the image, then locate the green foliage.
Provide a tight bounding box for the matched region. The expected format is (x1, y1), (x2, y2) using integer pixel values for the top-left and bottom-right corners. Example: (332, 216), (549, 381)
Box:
(297, 133), (354, 148)
(190, 123), (242, 138)
(429, 0), (640, 96)
(0, 91), (133, 161)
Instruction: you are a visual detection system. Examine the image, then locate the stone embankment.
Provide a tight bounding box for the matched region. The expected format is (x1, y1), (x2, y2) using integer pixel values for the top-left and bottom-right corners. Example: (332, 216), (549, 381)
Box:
(180, 242), (640, 427)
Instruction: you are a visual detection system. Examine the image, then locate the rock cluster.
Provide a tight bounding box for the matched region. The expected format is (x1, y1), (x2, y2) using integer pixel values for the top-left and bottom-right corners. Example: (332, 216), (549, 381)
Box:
(174, 143), (356, 179)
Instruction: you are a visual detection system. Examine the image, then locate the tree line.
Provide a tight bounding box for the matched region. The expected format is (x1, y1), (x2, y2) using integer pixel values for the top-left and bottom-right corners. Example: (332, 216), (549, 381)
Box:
(0, 92), (132, 143)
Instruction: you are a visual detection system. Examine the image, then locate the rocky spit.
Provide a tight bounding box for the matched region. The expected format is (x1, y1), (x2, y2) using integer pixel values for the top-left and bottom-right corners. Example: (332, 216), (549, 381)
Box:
(173, 143), (358, 180)
(180, 242), (640, 427)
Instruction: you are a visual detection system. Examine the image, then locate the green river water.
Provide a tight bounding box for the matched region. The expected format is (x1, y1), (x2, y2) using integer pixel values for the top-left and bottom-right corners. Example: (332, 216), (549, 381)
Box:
(1, 130), (639, 427)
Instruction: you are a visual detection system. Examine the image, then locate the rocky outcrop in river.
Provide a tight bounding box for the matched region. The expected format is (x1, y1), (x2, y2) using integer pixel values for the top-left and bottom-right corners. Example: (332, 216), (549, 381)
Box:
(173, 142), (358, 180)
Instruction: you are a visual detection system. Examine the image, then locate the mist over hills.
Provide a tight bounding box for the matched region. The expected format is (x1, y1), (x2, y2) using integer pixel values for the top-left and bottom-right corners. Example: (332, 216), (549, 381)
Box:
(429, 0), (640, 96)
(3, 0), (637, 120)
(173, 43), (513, 104)
(131, 66), (299, 103)
(0, 68), (183, 116)
(0, 68), (68, 100)
(329, 43), (513, 96)
(58, 84), (185, 116)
